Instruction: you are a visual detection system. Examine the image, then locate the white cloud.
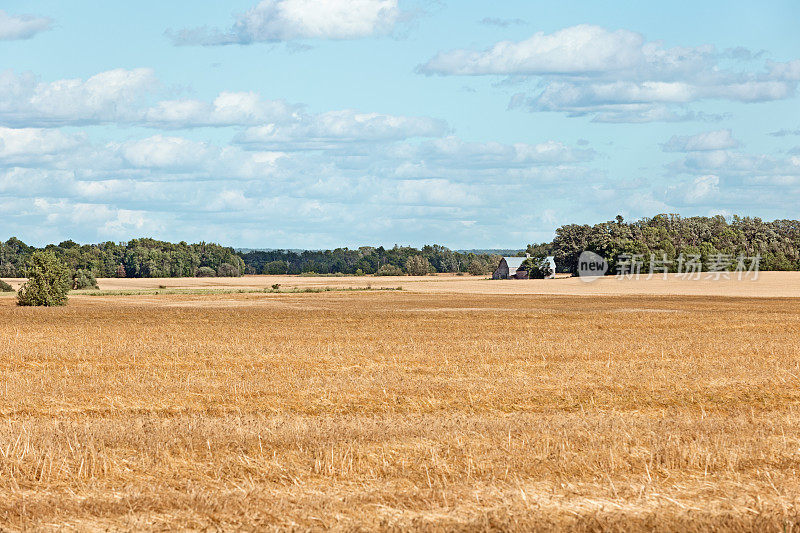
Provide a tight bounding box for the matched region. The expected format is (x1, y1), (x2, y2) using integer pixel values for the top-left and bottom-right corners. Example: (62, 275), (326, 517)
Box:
(169, 0), (402, 45)
(235, 110), (447, 149)
(119, 136), (218, 171)
(31, 198), (156, 239)
(393, 178), (481, 206)
(0, 127), (86, 160)
(386, 137), (595, 170)
(421, 25), (648, 76)
(662, 130), (741, 152)
(0, 123), (603, 246)
(420, 24), (800, 122)
(0, 10), (52, 41)
(0, 69), (449, 148)
(143, 92), (299, 128)
(0, 68), (158, 127)
(684, 174), (720, 203)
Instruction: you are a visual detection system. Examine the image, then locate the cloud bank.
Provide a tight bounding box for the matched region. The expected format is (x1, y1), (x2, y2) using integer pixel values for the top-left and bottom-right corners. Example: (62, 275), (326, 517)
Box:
(420, 24), (800, 122)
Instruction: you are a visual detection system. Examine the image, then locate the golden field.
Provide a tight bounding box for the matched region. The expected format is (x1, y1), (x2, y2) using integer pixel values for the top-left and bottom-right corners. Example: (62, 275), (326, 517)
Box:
(2, 277), (800, 530)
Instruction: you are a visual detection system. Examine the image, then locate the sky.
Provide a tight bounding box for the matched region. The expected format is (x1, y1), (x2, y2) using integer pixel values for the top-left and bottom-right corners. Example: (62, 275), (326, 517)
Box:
(1, 1), (799, 249)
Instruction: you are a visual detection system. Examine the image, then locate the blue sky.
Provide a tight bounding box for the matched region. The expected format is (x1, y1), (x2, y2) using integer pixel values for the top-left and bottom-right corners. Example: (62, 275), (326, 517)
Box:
(1, 1), (799, 248)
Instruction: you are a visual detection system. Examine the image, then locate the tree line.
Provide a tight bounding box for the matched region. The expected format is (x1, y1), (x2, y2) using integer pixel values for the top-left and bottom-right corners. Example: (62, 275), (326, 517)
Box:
(0, 238), (245, 278)
(240, 245), (501, 276)
(2, 214), (799, 279)
(0, 239), (501, 278)
(527, 214), (800, 274)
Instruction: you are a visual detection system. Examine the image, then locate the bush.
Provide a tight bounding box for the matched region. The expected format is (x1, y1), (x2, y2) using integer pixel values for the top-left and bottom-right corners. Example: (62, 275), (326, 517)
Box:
(115, 264), (126, 278)
(217, 263), (240, 277)
(196, 266), (216, 277)
(375, 264), (404, 276)
(72, 269), (99, 290)
(467, 259), (488, 276)
(404, 255), (431, 276)
(17, 251), (71, 306)
(0, 279), (14, 292)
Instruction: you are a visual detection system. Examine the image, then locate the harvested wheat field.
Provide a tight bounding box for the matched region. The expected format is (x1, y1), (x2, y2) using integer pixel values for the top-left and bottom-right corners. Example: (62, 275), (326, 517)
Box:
(2, 286), (800, 530)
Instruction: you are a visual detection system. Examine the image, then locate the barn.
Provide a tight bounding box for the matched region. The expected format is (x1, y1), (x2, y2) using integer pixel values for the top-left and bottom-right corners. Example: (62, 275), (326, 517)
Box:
(492, 256), (529, 279)
(492, 254), (558, 280)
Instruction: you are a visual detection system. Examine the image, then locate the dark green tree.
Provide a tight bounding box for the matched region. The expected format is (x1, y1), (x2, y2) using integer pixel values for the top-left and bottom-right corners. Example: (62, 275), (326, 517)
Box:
(17, 251), (71, 306)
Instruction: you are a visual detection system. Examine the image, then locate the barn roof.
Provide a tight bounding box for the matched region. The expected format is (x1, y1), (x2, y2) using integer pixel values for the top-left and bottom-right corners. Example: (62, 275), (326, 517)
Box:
(503, 257), (526, 270)
(501, 256), (527, 275)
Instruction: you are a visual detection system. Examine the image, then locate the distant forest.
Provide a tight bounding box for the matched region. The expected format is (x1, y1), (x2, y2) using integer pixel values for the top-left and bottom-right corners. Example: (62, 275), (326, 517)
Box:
(1, 215), (799, 278)
(0, 238), (501, 278)
(529, 214), (800, 274)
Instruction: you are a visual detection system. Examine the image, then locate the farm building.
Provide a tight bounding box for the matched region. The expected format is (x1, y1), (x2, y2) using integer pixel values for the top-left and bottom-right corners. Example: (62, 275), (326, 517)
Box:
(492, 255), (529, 279)
(492, 255), (557, 280)
(543, 256), (557, 279)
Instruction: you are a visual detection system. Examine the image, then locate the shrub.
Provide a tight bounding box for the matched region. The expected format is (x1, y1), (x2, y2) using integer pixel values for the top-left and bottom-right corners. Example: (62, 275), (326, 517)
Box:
(217, 263), (240, 277)
(72, 269), (99, 290)
(0, 279), (14, 292)
(404, 255), (431, 276)
(17, 251), (71, 306)
(116, 264), (126, 278)
(375, 264), (404, 276)
(196, 266), (216, 277)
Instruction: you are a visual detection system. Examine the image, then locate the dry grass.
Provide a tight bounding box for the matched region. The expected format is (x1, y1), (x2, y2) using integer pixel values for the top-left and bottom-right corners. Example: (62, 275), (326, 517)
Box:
(2, 290), (800, 530)
(4, 270), (800, 297)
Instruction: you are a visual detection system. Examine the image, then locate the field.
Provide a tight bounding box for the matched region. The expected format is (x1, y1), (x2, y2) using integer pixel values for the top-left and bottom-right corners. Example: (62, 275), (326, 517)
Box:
(2, 275), (800, 530)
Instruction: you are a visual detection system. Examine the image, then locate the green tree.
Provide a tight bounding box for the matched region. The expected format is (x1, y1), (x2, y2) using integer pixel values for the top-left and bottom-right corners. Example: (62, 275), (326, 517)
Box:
(72, 269), (99, 290)
(263, 260), (289, 275)
(0, 280), (13, 292)
(520, 257), (553, 279)
(404, 255), (431, 276)
(467, 258), (488, 276)
(17, 251), (71, 306)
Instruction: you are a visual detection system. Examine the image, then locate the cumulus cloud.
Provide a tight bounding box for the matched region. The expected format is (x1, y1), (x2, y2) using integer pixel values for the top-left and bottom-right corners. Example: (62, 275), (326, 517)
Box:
(0, 69), (447, 147)
(143, 92), (300, 128)
(386, 137), (595, 170)
(421, 25), (648, 76)
(392, 178), (481, 207)
(0, 119), (602, 246)
(662, 130), (741, 152)
(235, 110), (448, 149)
(0, 10), (52, 41)
(0, 127), (86, 161)
(684, 174), (720, 203)
(657, 139), (800, 214)
(419, 24), (800, 122)
(168, 0), (403, 45)
(0, 68), (158, 127)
